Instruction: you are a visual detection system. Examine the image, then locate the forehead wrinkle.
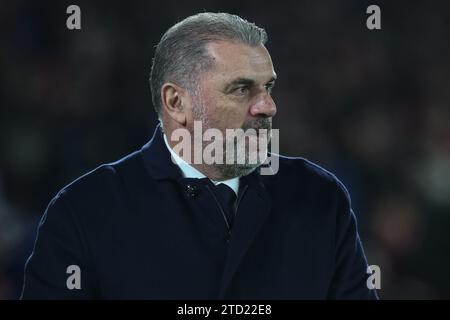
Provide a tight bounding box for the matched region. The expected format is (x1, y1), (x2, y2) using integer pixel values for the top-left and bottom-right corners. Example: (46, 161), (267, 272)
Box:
(203, 41), (275, 88)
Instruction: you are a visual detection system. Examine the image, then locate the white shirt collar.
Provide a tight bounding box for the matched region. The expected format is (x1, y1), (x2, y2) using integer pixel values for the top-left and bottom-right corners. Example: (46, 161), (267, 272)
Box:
(163, 134), (239, 195)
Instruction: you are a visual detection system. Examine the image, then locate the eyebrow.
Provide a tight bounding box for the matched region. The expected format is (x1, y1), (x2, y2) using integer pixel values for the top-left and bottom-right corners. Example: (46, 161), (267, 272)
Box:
(224, 75), (277, 93)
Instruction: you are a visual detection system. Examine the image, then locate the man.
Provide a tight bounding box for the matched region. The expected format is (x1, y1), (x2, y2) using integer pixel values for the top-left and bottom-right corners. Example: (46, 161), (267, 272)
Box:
(22, 12), (378, 299)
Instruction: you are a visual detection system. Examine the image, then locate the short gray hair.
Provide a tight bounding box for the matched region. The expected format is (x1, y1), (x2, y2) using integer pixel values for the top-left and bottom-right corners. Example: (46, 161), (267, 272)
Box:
(149, 12), (268, 117)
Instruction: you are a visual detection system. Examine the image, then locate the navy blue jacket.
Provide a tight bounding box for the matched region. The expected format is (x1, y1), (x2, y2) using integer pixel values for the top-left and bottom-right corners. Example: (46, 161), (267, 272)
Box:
(21, 125), (378, 299)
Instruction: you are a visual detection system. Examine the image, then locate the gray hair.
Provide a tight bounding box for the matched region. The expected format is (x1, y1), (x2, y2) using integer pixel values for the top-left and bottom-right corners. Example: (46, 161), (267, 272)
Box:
(149, 12), (268, 117)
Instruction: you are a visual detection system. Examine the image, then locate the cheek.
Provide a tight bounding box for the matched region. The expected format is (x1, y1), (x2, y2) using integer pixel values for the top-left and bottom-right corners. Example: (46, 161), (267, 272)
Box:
(201, 92), (248, 128)
(215, 103), (247, 128)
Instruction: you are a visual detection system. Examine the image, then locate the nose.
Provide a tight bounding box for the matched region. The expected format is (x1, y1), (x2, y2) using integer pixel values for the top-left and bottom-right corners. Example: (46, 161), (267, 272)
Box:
(249, 94), (277, 118)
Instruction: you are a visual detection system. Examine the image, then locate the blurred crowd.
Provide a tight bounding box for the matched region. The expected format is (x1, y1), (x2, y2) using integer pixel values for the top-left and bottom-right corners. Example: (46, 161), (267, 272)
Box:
(1, 0), (449, 299)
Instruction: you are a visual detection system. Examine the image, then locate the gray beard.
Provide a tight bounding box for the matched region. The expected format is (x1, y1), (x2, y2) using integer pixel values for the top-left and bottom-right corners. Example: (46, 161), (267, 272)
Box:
(213, 161), (260, 180)
(192, 101), (272, 179)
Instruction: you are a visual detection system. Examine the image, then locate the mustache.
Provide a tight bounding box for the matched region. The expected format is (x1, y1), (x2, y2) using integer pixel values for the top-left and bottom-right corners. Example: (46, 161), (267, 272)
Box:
(241, 118), (271, 131)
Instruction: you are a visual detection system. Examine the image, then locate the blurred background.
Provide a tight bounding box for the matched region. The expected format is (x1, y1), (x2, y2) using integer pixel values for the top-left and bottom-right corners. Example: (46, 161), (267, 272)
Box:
(1, 0), (449, 299)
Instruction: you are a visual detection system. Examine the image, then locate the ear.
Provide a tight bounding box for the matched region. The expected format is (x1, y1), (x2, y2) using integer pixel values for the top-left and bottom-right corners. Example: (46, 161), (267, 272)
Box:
(160, 82), (188, 126)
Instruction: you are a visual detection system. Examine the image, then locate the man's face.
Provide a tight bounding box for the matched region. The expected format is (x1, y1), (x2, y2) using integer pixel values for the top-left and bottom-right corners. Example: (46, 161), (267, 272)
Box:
(185, 40), (277, 178)
(190, 40), (277, 133)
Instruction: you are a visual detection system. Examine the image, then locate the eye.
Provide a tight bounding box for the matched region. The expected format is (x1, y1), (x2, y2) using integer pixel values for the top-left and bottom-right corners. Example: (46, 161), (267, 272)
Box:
(266, 82), (275, 94)
(234, 86), (249, 95)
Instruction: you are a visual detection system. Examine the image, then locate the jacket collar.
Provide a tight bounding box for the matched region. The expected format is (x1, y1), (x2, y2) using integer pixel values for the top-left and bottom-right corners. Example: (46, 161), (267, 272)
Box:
(141, 123), (183, 181)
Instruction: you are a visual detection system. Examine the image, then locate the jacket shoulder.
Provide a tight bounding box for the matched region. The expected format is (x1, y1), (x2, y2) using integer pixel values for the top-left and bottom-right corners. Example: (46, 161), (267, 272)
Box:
(55, 149), (146, 206)
(269, 154), (351, 203)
